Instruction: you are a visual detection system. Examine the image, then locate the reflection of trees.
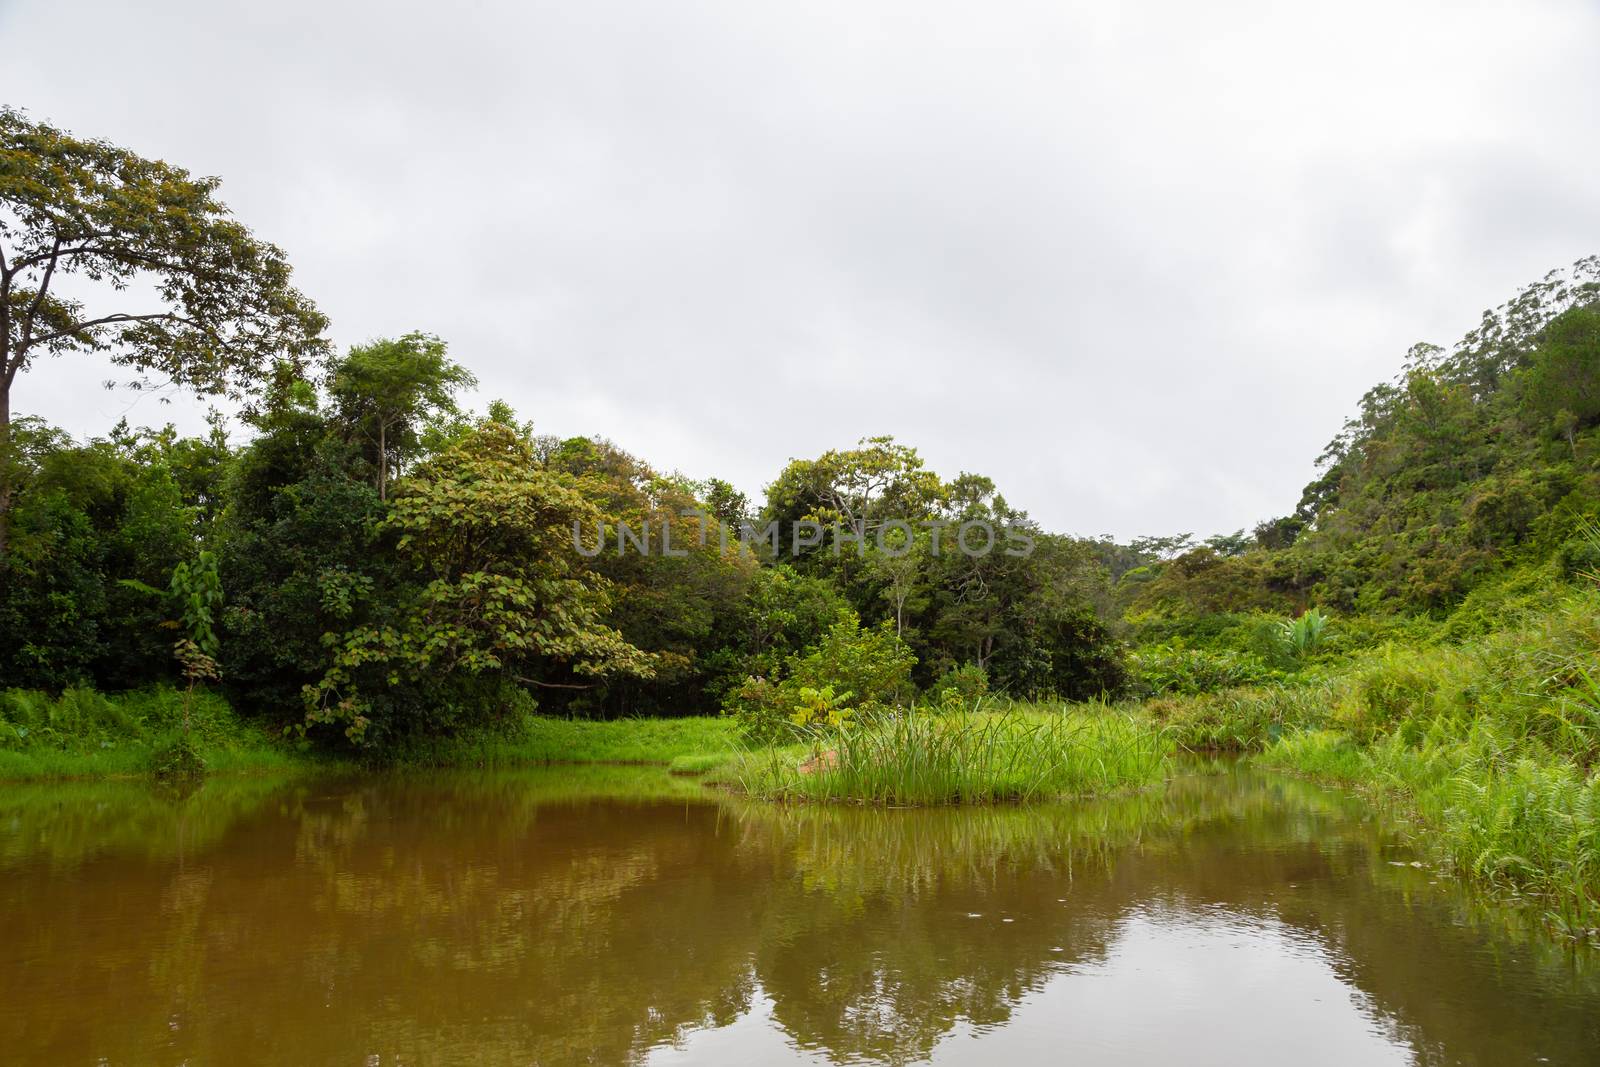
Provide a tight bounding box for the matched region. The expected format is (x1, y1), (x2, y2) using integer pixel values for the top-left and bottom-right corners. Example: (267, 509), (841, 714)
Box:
(1, 771), (767, 1065)
(0, 774), (293, 870)
(2, 766), (1598, 1066)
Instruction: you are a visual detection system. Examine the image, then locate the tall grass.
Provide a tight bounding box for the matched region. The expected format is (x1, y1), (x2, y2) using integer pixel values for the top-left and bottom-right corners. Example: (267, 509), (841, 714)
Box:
(383, 714), (741, 768)
(1262, 722), (1600, 938)
(732, 706), (1169, 805)
(1213, 589), (1600, 939)
(0, 686), (304, 782)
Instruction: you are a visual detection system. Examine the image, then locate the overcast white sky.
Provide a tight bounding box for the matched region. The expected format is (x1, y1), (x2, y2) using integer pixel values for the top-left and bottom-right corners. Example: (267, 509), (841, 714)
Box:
(3, 0), (1598, 540)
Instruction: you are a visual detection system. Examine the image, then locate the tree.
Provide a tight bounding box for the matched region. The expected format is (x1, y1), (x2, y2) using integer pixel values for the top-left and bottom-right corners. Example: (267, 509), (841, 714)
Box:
(1203, 530), (1251, 557)
(168, 550), (223, 738)
(1519, 306), (1600, 443)
(307, 423), (653, 743)
(867, 526), (929, 638)
(0, 107), (328, 552)
(326, 332), (476, 501)
(763, 437), (945, 551)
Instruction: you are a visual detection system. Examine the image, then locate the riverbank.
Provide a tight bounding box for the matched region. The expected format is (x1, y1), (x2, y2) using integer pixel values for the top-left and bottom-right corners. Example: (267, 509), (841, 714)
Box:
(1134, 589), (1600, 941)
(10, 609), (1597, 945)
(0, 687), (746, 782)
(0, 687), (315, 782)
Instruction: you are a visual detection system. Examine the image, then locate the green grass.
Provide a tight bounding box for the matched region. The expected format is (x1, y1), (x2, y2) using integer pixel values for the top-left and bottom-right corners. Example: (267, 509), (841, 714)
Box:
(1137, 589), (1600, 941)
(382, 714), (743, 770)
(668, 751), (736, 775)
(0, 688), (744, 780)
(1261, 722), (1600, 940)
(0, 687), (317, 782)
(730, 705), (1170, 805)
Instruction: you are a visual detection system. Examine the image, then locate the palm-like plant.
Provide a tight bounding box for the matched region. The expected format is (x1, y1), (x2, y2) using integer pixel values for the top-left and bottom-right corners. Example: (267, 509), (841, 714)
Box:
(1277, 608), (1330, 660)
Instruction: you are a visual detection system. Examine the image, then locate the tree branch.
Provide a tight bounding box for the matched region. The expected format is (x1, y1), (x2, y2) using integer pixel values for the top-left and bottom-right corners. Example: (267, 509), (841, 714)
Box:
(18, 234), (62, 352)
(25, 309), (204, 350)
(9, 233), (120, 272)
(514, 675), (595, 690)
(0, 240), (11, 374)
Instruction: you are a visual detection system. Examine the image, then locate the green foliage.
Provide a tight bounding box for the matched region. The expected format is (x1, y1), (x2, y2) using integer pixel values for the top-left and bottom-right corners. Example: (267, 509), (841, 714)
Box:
(1274, 607), (1330, 660)
(147, 731), (205, 781)
(0, 685), (299, 781)
(785, 619), (917, 707)
(1143, 683), (1331, 751)
(169, 550), (223, 656)
(1264, 721), (1600, 939)
(789, 685), (856, 730)
(733, 707), (1168, 805)
(1126, 643), (1281, 698)
(307, 424), (653, 744)
(929, 662), (990, 706)
(0, 107), (327, 556)
(723, 617), (916, 741)
(325, 332), (476, 500)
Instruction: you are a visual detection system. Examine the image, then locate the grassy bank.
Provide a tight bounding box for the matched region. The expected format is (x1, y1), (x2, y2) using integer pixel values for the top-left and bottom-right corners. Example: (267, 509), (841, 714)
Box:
(0, 688), (743, 782)
(0, 687), (310, 782)
(385, 714), (742, 770)
(1132, 590), (1600, 940)
(729, 705), (1170, 805)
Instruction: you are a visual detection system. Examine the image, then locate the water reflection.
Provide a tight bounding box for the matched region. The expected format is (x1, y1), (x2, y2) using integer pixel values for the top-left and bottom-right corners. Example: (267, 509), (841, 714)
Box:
(1, 765), (1596, 1065)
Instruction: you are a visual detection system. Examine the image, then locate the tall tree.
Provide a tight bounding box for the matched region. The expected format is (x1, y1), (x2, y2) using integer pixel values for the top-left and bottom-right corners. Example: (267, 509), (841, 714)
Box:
(307, 423), (654, 742)
(326, 332), (476, 500)
(0, 107), (328, 552)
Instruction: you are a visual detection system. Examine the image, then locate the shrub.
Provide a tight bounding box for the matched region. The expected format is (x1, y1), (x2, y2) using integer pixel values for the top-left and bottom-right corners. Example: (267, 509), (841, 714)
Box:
(929, 662), (989, 707)
(723, 617), (916, 741)
(1125, 643), (1279, 698)
(1143, 683), (1330, 751)
(148, 732), (206, 781)
(1274, 608), (1330, 660)
(1338, 648), (1448, 741)
(785, 619), (916, 706)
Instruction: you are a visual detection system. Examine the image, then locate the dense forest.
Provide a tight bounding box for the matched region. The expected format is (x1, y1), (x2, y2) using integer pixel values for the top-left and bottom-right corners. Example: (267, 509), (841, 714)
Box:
(3, 107), (1600, 758)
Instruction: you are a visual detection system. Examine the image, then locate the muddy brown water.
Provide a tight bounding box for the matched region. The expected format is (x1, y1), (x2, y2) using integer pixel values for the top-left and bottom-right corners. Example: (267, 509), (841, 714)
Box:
(1, 763), (1596, 1065)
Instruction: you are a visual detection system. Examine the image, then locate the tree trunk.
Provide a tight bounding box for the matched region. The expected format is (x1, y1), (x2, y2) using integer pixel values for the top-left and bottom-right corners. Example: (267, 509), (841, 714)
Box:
(377, 420), (387, 502)
(0, 379), (11, 558)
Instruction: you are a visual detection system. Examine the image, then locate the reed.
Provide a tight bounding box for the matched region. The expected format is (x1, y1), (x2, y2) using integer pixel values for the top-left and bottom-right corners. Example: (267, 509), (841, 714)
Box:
(733, 705), (1169, 805)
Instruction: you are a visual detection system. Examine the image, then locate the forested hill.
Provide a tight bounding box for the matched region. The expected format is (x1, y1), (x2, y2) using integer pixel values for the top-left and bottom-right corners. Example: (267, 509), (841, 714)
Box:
(1126, 257), (1600, 626)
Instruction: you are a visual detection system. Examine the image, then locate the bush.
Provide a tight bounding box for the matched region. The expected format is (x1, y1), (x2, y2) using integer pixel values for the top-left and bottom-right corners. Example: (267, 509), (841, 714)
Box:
(1273, 608), (1330, 660)
(929, 662), (989, 707)
(723, 617), (916, 741)
(0, 685), (242, 753)
(148, 732), (206, 781)
(1125, 643), (1280, 698)
(1144, 683), (1330, 751)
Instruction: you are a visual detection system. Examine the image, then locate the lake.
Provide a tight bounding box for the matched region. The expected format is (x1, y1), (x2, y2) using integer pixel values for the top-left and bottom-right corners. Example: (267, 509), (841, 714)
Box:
(2, 763), (1596, 1065)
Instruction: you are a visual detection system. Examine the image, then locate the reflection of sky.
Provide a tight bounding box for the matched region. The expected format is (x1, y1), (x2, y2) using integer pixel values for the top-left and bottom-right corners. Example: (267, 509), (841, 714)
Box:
(648, 908), (1412, 1067)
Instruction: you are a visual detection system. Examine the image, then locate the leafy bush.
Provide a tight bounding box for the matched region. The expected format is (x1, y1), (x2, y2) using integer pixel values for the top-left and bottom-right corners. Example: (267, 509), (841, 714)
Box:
(788, 685), (856, 730)
(0, 686), (241, 752)
(1125, 642), (1280, 698)
(723, 617), (916, 741)
(147, 731), (206, 781)
(929, 662), (989, 707)
(1144, 683), (1331, 751)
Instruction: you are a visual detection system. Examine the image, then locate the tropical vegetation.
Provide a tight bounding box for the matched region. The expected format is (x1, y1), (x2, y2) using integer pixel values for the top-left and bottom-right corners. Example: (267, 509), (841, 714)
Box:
(4, 106), (1600, 932)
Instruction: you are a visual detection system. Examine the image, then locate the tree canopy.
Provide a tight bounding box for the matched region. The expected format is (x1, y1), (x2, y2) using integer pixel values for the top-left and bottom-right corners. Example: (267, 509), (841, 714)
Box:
(0, 107), (327, 549)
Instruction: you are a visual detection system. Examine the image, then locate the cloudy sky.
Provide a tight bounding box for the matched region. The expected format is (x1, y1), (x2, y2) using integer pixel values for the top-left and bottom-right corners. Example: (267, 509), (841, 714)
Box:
(3, 0), (1597, 540)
